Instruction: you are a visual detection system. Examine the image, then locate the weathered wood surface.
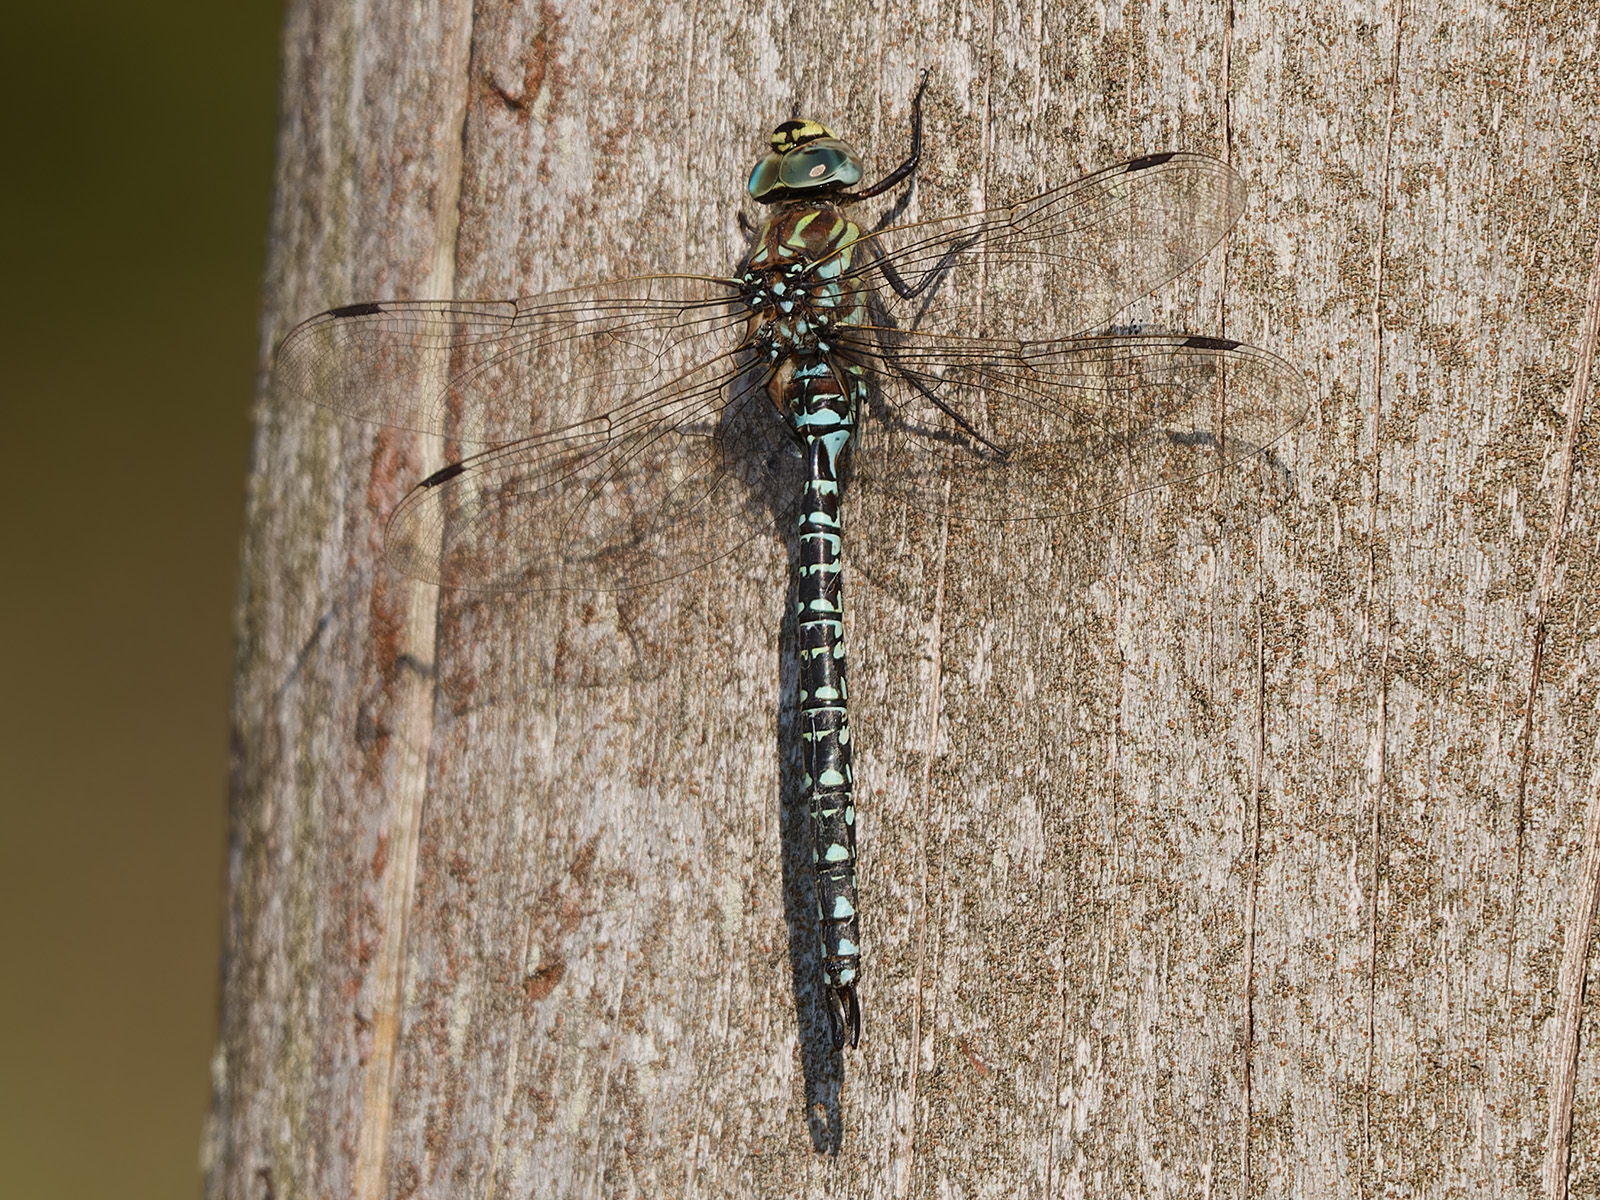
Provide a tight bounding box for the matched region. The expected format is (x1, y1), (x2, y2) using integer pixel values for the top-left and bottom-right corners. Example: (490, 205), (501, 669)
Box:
(210, 0), (1600, 1196)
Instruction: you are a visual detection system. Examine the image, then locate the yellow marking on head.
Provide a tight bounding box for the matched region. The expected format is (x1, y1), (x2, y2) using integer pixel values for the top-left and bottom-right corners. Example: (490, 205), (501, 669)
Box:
(770, 118), (838, 154)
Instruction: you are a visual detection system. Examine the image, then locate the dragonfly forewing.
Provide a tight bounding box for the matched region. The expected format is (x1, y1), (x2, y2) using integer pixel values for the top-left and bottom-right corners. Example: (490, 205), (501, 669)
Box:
(853, 152), (1248, 343)
(274, 274), (746, 445)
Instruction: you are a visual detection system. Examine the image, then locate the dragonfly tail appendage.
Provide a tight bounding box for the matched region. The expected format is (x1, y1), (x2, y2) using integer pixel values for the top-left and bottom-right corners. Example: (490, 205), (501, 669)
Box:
(828, 983), (862, 1050)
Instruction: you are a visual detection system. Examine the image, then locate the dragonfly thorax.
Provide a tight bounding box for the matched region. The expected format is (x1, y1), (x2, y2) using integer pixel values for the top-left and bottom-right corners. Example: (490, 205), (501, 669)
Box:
(740, 202), (872, 442)
(740, 203), (870, 360)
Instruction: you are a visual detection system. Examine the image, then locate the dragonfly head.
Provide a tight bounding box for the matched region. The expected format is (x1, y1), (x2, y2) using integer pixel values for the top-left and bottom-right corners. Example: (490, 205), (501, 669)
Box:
(747, 118), (864, 204)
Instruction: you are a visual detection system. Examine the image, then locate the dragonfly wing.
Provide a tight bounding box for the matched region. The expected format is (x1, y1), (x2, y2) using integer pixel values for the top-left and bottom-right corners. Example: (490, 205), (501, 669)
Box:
(273, 274), (746, 444)
(857, 153), (1247, 341)
(850, 332), (1310, 534)
(384, 354), (804, 591)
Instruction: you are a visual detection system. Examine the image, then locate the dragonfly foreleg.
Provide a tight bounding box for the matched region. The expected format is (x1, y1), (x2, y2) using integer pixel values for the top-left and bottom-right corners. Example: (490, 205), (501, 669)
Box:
(838, 69), (930, 203)
(866, 177), (918, 236)
(876, 233), (979, 301)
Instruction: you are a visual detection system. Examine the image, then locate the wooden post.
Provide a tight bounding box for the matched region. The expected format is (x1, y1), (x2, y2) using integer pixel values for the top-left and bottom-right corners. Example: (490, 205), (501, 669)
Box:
(211, 2), (1600, 1195)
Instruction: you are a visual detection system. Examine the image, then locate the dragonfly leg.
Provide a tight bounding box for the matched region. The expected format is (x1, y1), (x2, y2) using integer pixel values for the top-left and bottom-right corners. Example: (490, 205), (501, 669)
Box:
(888, 362), (1009, 459)
(866, 176), (919, 235)
(839, 69), (930, 202)
(877, 233), (979, 300)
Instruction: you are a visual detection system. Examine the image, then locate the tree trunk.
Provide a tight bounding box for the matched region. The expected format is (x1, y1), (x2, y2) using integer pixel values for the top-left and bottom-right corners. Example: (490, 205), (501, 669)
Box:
(210, 0), (1600, 1196)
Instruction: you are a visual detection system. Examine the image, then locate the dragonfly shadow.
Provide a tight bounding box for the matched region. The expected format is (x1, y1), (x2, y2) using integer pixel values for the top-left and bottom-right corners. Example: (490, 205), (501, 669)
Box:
(427, 586), (677, 712)
(420, 367), (798, 710)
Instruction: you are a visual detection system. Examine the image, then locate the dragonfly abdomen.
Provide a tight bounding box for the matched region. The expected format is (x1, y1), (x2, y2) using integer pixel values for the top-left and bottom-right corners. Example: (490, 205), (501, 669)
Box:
(786, 351), (865, 1048)
(742, 195), (877, 1048)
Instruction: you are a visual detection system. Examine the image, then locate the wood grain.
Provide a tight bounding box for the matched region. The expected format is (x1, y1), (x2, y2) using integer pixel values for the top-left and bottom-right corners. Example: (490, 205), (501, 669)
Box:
(209, 1), (1600, 1195)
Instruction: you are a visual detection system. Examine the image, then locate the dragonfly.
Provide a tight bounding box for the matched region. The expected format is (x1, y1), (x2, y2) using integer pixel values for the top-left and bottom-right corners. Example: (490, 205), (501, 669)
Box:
(274, 75), (1309, 1051)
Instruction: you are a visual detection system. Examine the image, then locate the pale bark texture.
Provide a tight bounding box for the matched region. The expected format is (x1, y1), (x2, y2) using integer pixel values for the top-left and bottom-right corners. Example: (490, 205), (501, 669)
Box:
(210, 0), (1600, 1196)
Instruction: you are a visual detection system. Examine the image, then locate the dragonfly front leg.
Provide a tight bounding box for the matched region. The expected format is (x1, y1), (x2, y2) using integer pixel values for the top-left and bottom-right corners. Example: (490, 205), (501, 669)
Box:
(838, 70), (930, 203)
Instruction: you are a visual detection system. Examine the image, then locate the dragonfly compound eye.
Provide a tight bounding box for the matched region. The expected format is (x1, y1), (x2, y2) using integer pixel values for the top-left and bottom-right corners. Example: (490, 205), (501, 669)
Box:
(748, 136), (864, 201)
(747, 153), (786, 202)
(777, 139), (864, 192)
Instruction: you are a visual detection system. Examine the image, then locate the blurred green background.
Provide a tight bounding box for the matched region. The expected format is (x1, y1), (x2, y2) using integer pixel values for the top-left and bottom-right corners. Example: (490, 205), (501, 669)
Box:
(1, 2), (281, 1196)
